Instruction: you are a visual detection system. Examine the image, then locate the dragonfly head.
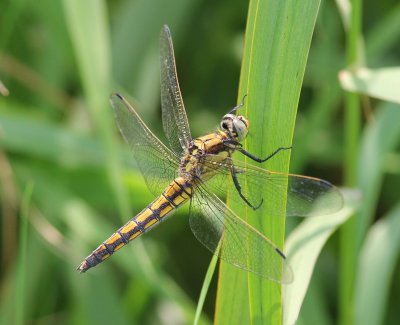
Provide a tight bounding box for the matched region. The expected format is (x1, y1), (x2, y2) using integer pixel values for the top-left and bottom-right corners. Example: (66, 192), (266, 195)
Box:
(220, 114), (249, 142)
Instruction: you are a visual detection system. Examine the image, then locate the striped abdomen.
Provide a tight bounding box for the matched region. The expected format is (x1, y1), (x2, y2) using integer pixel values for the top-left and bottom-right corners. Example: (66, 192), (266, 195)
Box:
(77, 177), (192, 273)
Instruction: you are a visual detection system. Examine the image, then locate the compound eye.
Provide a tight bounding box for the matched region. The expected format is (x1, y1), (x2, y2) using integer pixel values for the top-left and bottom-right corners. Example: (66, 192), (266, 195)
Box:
(238, 116), (248, 128)
(221, 122), (228, 130)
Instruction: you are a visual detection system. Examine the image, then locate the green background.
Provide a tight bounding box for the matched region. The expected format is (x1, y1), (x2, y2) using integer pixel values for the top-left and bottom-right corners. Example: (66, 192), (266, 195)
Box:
(1, 0), (400, 324)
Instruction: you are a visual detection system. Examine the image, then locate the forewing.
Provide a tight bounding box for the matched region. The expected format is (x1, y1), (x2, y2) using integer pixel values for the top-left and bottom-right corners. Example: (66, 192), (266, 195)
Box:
(201, 155), (344, 217)
(189, 183), (293, 283)
(110, 93), (179, 195)
(160, 25), (192, 155)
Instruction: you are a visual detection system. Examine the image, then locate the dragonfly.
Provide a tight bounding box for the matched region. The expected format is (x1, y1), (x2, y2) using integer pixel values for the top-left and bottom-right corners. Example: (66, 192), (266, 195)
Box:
(77, 25), (343, 283)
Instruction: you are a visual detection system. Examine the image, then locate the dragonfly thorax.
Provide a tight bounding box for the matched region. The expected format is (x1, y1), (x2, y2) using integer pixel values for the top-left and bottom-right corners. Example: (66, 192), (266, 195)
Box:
(220, 114), (249, 142)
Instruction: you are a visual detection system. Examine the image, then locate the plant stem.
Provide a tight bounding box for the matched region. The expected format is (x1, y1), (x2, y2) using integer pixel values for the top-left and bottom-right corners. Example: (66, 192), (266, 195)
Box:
(340, 0), (362, 323)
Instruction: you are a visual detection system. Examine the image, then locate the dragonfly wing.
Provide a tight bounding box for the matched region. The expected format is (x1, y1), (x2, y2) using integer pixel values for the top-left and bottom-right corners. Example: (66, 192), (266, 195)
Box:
(189, 183), (293, 283)
(110, 93), (179, 196)
(201, 155), (344, 217)
(160, 25), (192, 155)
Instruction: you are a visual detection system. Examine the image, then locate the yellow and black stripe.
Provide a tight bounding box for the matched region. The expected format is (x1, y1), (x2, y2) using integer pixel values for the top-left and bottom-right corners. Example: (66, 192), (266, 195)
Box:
(77, 177), (192, 273)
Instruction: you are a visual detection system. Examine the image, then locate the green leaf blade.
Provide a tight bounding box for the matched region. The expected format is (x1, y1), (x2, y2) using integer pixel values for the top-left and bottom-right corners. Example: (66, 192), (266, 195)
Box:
(215, 0), (322, 323)
(354, 203), (400, 325)
(283, 189), (359, 325)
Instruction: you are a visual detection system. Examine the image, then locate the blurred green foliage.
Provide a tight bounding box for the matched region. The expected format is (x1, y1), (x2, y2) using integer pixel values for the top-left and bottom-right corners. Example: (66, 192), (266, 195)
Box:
(0, 0), (399, 324)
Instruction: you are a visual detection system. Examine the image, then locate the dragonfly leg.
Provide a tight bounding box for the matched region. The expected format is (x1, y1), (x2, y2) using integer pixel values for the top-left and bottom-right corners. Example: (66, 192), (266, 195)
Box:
(227, 94), (247, 114)
(237, 146), (292, 163)
(222, 139), (241, 149)
(230, 163), (263, 210)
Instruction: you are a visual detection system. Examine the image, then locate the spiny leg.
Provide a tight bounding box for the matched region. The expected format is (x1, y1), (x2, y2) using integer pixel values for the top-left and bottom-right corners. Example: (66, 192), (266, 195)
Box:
(237, 146), (292, 163)
(223, 139), (292, 163)
(223, 141), (291, 208)
(230, 161), (263, 210)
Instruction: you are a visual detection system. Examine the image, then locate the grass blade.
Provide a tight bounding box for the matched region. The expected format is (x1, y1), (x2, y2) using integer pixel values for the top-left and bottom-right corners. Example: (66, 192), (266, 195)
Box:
(194, 254), (219, 325)
(339, 67), (400, 104)
(13, 182), (34, 325)
(283, 189), (360, 325)
(215, 0), (321, 323)
(354, 203), (400, 325)
(341, 101), (400, 324)
(62, 0), (130, 217)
